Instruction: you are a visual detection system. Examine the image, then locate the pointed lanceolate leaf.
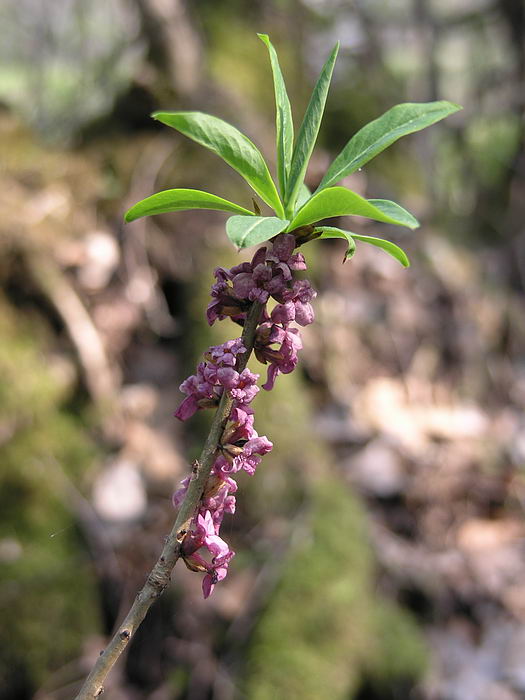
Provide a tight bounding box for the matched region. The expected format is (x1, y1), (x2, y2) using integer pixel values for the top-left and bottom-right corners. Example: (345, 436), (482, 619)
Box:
(317, 226), (410, 266)
(368, 199), (419, 226)
(226, 215), (290, 249)
(124, 188), (255, 223)
(285, 43), (339, 215)
(351, 232), (410, 267)
(317, 101), (462, 191)
(152, 111), (284, 216)
(258, 34), (294, 197)
(289, 186), (419, 230)
(295, 183), (312, 213)
(316, 226), (356, 259)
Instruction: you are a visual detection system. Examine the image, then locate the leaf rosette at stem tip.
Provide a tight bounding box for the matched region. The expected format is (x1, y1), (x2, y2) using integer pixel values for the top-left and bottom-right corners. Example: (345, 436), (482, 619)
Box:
(123, 34), (460, 264)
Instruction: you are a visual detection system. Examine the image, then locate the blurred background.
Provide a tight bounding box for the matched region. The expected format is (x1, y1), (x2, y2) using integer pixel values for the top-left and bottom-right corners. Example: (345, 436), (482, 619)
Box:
(1, 1), (524, 698)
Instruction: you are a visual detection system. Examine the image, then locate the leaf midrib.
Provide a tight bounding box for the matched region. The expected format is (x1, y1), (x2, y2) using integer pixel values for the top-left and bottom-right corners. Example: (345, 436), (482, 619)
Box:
(238, 219), (266, 247)
(325, 106), (450, 185)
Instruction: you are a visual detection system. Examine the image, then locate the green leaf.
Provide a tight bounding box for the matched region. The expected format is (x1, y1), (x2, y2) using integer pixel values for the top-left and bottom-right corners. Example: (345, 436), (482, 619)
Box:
(295, 183), (312, 213)
(152, 111), (284, 217)
(285, 43), (339, 215)
(124, 188), (255, 223)
(316, 226), (356, 260)
(226, 215), (290, 249)
(367, 199), (419, 227)
(317, 226), (410, 266)
(351, 233), (410, 267)
(258, 34), (294, 197)
(289, 187), (419, 230)
(317, 101), (462, 191)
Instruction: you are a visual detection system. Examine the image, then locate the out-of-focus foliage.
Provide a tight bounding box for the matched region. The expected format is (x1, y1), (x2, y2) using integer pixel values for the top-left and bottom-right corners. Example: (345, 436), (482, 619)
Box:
(245, 479), (426, 699)
(0, 0), (144, 140)
(0, 303), (100, 696)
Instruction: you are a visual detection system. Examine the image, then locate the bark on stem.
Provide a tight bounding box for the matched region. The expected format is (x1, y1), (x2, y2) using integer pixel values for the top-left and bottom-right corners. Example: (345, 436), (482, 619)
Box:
(74, 301), (263, 700)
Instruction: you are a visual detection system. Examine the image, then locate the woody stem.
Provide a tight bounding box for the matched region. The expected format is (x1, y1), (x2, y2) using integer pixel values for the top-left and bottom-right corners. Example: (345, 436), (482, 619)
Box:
(74, 301), (263, 700)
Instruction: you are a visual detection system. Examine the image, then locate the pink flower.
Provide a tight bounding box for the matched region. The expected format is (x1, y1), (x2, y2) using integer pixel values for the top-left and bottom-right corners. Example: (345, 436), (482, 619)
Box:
(175, 339), (250, 421)
(172, 476), (190, 507)
(231, 247), (271, 302)
(174, 363), (220, 421)
(282, 279), (317, 326)
(233, 435), (273, 475)
(174, 395), (200, 421)
(180, 509), (236, 599)
(266, 233), (307, 275)
(254, 323), (303, 390)
(207, 267), (249, 325)
(270, 300), (296, 325)
(202, 549), (235, 599)
(230, 368), (259, 403)
(197, 511), (229, 553)
(207, 338), (246, 365)
(222, 406), (255, 444)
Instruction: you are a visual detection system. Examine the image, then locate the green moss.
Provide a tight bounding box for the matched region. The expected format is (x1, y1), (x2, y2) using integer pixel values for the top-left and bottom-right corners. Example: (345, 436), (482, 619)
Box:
(243, 480), (427, 699)
(0, 300), (100, 691)
(0, 312), (64, 418)
(366, 601), (428, 691)
(243, 480), (374, 700)
(466, 114), (521, 187)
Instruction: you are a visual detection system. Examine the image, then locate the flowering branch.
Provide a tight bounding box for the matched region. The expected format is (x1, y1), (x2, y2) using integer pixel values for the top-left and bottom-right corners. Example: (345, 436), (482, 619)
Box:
(74, 300), (264, 700)
(75, 31), (460, 697)
(171, 234), (313, 597)
(76, 231), (315, 697)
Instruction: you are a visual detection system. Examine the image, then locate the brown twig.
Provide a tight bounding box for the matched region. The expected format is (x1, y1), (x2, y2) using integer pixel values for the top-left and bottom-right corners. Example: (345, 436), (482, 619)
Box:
(74, 301), (263, 700)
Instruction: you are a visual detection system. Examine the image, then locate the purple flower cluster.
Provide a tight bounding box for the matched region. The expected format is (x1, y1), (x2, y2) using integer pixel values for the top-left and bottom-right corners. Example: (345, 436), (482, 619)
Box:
(174, 338), (258, 421)
(173, 402), (272, 597)
(174, 233), (316, 597)
(208, 233), (316, 390)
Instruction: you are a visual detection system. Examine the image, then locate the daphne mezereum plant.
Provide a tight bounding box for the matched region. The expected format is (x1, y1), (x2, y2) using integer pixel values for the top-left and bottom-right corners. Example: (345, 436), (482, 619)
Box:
(75, 35), (460, 699)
